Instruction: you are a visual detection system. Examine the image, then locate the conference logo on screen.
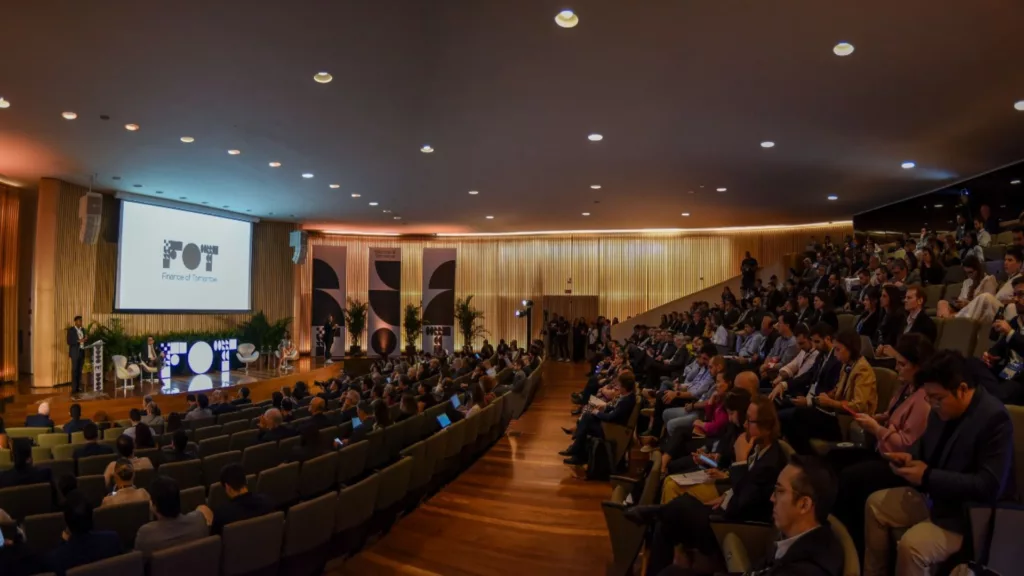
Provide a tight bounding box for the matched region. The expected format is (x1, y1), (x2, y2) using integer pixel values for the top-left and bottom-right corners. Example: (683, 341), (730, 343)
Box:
(162, 240), (220, 283)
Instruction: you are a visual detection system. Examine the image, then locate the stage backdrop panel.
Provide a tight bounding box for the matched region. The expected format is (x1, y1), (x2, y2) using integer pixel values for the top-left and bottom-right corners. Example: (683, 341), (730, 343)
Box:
(311, 245), (347, 358)
(368, 247), (401, 358)
(422, 248), (456, 355)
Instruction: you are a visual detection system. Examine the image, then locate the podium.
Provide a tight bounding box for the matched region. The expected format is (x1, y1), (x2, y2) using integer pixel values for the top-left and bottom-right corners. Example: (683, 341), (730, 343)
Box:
(85, 340), (104, 392)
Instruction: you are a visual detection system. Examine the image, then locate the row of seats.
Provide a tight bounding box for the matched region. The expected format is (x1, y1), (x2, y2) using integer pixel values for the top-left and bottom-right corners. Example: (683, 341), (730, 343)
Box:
(837, 314), (992, 359)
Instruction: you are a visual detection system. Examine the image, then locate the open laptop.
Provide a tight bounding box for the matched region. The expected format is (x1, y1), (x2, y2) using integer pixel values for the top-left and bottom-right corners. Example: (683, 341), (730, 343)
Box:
(450, 394), (461, 409)
(436, 413), (452, 429)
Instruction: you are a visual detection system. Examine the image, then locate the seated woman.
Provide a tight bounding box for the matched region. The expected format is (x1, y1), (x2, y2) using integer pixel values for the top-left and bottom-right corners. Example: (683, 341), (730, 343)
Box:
(917, 247), (945, 286)
(462, 383), (487, 417)
(809, 291), (839, 332)
(940, 248), (1023, 324)
(855, 287), (881, 346)
(783, 329), (878, 455)
(395, 394), (419, 422)
(626, 397), (788, 576)
(659, 387), (751, 479)
(832, 333), (935, 555)
(277, 330), (298, 371)
(873, 285), (906, 356)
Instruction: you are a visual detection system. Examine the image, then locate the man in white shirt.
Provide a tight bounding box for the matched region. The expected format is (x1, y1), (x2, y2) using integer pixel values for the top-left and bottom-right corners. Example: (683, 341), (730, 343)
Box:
(940, 248), (1023, 323)
(766, 324), (818, 391)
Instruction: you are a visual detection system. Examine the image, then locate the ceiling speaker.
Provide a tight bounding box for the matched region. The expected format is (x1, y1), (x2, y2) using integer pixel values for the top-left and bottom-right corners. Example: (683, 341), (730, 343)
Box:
(290, 230), (308, 265)
(78, 192), (103, 245)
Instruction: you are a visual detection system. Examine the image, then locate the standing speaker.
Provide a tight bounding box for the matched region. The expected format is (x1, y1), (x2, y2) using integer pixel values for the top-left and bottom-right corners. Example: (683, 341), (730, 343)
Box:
(78, 192), (103, 245)
(290, 230), (308, 264)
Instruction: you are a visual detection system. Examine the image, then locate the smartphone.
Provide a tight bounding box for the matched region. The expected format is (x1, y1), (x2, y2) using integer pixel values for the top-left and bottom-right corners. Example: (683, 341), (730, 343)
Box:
(698, 454), (718, 468)
(881, 452), (907, 467)
(334, 437), (343, 446)
(351, 417), (362, 428)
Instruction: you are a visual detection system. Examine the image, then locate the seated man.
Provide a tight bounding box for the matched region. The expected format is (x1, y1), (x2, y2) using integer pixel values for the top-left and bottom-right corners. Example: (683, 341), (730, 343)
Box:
(560, 372), (637, 466)
(644, 335), (689, 389)
(134, 476), (210, 556)
(642, 343), (715, 435)
(768, 323), (841, 413)
(62, 403), (93, 436)
(257, 408), (299, 444)
(210, 390), (239, 416)
(102, 435), (153, 487)
(121, 409), (142, 439)
(864, 351), (1014, 576)
(231, 386), (252, 406)
(981, 276), (1024, 405)
(763, 324), (818, 392)
(25, 401), (55, 428)
(662, 353), (726, 437)
(758, 312), (799, 380)
(196, 463), (273, 534)
(72, 423), (115, 460)
(0, 440), (52, 488)
(936, 255), (1000, 321)
(731, 319), (766, 364)
(101, 459), (151, 507)
(45, 492), (123, 575)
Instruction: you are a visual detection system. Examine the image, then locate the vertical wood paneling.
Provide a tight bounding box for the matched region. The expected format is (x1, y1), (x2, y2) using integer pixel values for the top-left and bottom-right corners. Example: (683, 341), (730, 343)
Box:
(298, 224), (851, 351)
(0, 185), (19, 381)
(40, 180), (294, 385)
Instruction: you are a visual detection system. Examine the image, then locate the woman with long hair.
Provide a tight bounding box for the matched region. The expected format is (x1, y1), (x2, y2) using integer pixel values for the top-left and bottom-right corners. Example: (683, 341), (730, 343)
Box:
(372, 400), (391, 430)
(918, 246), (945, 285)
(465, 383), (487, 417)
(134, 423), (156, 449)
(856, 287), (882, 345)
(875, 284), (906, 350)
(629, 397), (789, 575)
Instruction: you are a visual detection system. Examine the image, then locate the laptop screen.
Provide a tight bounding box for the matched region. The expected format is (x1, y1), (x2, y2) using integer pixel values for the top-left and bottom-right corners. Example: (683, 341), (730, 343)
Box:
(450, 394), (461, 409)
(436, 413), (452, 429)
(351, 416), (362, 428)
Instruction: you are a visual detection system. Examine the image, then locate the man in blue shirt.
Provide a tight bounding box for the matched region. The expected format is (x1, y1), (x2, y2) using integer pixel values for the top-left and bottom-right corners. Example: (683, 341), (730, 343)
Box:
(662, 346), (726, 436)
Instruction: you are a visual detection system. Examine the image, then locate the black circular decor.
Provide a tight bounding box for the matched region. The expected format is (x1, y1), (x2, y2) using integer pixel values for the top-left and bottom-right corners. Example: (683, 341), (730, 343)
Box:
(182, 243), (202, 270)
(371, 328), (398, 357)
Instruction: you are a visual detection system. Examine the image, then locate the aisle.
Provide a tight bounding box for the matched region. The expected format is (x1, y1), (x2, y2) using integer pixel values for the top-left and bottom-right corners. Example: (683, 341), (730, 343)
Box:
(334, 361), (612, 576)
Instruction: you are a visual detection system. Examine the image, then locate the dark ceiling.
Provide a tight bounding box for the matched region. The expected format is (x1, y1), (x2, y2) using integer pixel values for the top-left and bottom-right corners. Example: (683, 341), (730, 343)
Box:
(1, 1), (1023, 233)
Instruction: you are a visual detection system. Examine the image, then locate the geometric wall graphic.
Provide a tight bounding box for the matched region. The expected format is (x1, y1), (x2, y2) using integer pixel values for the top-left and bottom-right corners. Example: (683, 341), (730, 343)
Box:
(422, 248), (456, 355)
(368, 247), (401, 357)
(311, 245), (347, 357)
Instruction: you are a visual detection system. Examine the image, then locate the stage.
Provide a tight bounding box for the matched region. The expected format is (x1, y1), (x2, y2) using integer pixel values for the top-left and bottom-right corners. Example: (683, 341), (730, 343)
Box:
(0, 356), (344, 427)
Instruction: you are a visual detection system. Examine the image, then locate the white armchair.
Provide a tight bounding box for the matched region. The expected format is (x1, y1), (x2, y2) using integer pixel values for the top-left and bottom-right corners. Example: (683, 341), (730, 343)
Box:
(236, 343), (260, 374)
(275, 348), (298, 372)
(113, 355), (140, 391)
(140, 361), (160, 383)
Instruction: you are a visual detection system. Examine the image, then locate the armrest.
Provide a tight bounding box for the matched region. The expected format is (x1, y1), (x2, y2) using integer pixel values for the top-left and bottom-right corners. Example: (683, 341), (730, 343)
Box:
(710, 519), (775, 567)
(609, 475), (639, 491)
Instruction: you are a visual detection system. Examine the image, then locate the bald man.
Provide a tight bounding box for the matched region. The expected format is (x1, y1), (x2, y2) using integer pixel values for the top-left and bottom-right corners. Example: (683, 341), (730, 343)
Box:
(734, 371), (760, 399)
(257, 408), (298, 444)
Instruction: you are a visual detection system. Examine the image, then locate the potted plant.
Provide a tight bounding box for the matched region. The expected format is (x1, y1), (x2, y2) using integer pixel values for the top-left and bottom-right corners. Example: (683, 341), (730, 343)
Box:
(344, 298), (368, 356)
(403, 303), (422, 356)
(238, 311), (293, 351)
(454, 295), (488, 352)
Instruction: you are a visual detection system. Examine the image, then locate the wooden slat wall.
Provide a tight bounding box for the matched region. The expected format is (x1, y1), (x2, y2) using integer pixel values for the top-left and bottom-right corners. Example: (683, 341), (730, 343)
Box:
(0, 184), (19, 381)
(297, 223), (852, 352)
(39, 180), (295, 385)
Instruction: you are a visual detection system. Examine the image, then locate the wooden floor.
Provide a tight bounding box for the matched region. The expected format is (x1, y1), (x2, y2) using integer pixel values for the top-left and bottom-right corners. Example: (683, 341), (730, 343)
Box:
(334, 361), (613, 576)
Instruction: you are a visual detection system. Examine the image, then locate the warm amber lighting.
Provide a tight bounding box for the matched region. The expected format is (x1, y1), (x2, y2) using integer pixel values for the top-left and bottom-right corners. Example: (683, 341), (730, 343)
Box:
(302, 173), (314, 179)
(180, 136), (194, 143)
(0, 98), (10, 109)
(228, 150), (241, 155)
(269, 161), (281, 167)
(314, 72), (333, 84)
(62, 112), (78, 120)
(125, 123), (139, 131)
(421, 145), (434, 153)
(330, 184), (340, 189)
(833, 42), (855, 56)
(351, 193), (361, 198)
(555, 10), (579, 28)
(434, 220), (853, 237)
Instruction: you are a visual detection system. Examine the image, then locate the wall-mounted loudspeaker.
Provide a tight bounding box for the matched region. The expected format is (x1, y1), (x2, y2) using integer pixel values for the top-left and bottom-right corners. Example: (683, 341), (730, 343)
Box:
(290, 230), (308, 265)
(78, 192), (103, 245)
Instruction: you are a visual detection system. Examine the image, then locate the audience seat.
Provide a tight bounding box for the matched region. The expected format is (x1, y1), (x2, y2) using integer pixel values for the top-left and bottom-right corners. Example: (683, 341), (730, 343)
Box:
(220, 510), (285, 576)
(923, 284), (945, 315)
(32, 445), (53, 463)
(837, 313), (856, 335)
(398, 439), (429, 510)
(159, 459), (204, 490)
(222, 420), (249, 436)
(0, 482), (52, 521)
(440, 421), (466, 480)
(282, 491), (337, 576)
(229, 429), (260, 452)
(38, 432), (70, 449)
(134, 466), (156, 490)
(298, 452), (338, 499)
(199, 435), (231, 458)
(78, 453), (117, 476)
(242, 442), (281, 476)
(601, 397), (641, 468)
(277, 436), (302, 461)
(336, 440), (370, 486)
(6, 427), (52, 442)
(93, 500), (151, 549)
(194, 425), (224, 442)
(372, 456), (414, 533)
(134, 447), (161, 466)
(203, 451), (242, 485)
(70, 431), (86, 444)
(39, 458), (74, 481)
(601, 450), (663, 575)
(76, 475), (108, 508)
(943, 266), (967, 284)
(149, 535), (221, 576)
(66, 550), (144, 576)
(720, 515), (858, 576)
(333, 473), (380, 557)
(318, 426), (340, 451)
(936, 317), (981, 356)
(364, 429), (388, 471)
(180, 485), (207, 513)
(188, 416), (217, 431)
(22, 511), (66, 555)
(256, 460), (300, 509)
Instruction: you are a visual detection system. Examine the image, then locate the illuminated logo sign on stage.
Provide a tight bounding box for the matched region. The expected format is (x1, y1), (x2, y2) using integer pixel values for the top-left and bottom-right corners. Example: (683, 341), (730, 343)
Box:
(157, 339), (237, 379)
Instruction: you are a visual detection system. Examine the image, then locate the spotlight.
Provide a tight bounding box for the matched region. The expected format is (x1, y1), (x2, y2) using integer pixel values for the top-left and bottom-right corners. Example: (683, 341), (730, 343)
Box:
(514, 310), (525, 318)
(522, 299), (534, 308)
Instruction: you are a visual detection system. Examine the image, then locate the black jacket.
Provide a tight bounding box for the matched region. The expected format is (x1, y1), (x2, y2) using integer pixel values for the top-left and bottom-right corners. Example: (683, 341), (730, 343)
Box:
(347, 417), (377, 444)
(0, 465), (52, 489)
(73, 443), (115, 460)
(911, 385), (1014, 534)
(66, 326), (83, 359)
(747, 524), (845, 576)
(594, 393), (636, 426)
(876, 309), (906, 348)
(855, 310), (881, 345)
(721, 441), (788, 523)
(787, 349), (841, 397)
(904, 311), (938, 344)
(62, 418), (93, 435)
(24, 414), (54, 428)
(258, 425), (299, 444)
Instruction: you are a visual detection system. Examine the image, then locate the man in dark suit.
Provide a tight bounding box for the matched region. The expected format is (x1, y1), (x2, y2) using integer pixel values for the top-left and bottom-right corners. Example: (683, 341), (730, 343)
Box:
(773, 323), (841, 414)
(67, 315), (86, 394)
(230, 386), (252, 406)
(322, 315), (336, 361)
(257, 408), (299, 444)
(560, 372), (638, 465)
(345, 401), (376, 445)
(982, 279), (1024, 404)
(864, 351), (1015, 576)
(25, 401), (55, 428)
(305, 397), (331, 430)
(0, 440), (53, 488)
(204, 463), (274, 535)
(73, 423), (115, 460)
(45, 492), (123, 575)
(902, 285), (938, 343)
(61, 403), (92, 436)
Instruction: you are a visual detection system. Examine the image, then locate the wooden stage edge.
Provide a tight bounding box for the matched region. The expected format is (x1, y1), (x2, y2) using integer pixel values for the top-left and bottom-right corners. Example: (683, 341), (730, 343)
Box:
(1, 360), (344, 428)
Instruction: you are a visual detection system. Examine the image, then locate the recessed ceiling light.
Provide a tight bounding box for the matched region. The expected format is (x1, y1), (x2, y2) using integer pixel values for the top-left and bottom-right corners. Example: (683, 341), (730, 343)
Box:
(133, 184), (142, 188)
(369, 202), (379, 206)
(468, 190), (479, 195)
(687, 190), (694, 194)
(1014, 100), (1024, 111)
(228, 149), (241, 155)
(313, 72), (333, 84)
(582, 212), (591, 216)
(179, 196), (187, 200)
(0, 98), (10, 109)
(62, 111), (77, 120)
(202, 201), (209, 205)
(268, 161), (281, 167)
(760, 141), (775, 148)
(716, 187), (727, 192)
(180, 136), (194, 143)
(590, 185), (602, 189)
(827, 195), (839, 201)
(351, 193), (361, 198)
(383, 209), (391, 213)
(302, 173), (314, 179)
(588, 133), (603, 142)
(485, 215), (495, 219)
(681, 212), (691, 217)
(329, 184), (340, 189)
(554, 9), (578, 28)
(901, 161), (916, 169)
(934, 204), (944, 208)
(1011, 180), (1021, 185)
(393, 216), (402, 220)
(125, 123), (139, 131)
(833, 42), (855, 56)
(420, 145), (434, 153)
